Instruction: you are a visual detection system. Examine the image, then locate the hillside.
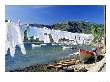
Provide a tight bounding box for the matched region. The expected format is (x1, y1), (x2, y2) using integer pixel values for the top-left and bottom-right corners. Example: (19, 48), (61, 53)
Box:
(28, 21), (104, 33)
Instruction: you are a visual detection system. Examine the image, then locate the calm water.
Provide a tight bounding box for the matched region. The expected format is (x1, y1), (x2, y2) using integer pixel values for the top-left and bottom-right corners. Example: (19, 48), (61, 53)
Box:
(5, 44), (76, 71)
(5, 43), (94, 71)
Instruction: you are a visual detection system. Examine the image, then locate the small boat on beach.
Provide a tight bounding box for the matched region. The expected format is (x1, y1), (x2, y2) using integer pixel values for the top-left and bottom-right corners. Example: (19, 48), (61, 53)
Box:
(79, 48), (97, 61)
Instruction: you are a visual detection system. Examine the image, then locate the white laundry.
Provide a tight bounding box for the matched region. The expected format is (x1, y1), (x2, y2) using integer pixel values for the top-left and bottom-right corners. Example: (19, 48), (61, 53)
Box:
(38, 34), (45, 41)
(20, 25), (28, 32)
(43, 35), (50, 43)
(26, 26), (94, 45)
(27, 27), (38, 38)
(5, 22), (26, 57)
(58, 30), (64, 39)
(69, 33), (75, 40)
(42, 27), (51, 34)
(50, 30), (59, 43)
(33, 36), (37, 40)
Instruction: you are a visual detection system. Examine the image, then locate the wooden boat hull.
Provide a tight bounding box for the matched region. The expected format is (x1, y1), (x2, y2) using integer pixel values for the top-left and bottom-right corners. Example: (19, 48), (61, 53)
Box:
(79, 49), (96, 61)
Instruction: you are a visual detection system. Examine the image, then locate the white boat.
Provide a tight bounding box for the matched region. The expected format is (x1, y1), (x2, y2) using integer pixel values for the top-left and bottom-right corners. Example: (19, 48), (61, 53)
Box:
(32, 44), (41, 48)
(52, 43), (62, 46)
(41, 43), (47, 46)
(52, 43), (58, 45)
(62, 46), (72, 50)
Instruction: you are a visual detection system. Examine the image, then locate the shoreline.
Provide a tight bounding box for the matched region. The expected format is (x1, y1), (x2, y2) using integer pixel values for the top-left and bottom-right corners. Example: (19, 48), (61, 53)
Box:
(8, 52), (105, 72)
(8, 52), (80, 72)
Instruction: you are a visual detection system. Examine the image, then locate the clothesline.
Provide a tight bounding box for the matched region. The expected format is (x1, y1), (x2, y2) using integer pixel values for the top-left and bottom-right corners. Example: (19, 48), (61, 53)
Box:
(5, 21), (94, 57)
(21, 25), (94, 44)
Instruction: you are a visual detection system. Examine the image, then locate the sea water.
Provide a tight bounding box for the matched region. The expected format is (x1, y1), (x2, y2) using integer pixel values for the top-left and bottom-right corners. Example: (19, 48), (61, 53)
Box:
(5, 43), (75, 71)
(5, 43), (95, 71)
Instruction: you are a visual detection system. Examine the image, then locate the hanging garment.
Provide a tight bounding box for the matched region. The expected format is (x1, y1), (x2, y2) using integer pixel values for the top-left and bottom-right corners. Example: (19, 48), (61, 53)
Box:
(27, 27), (38, 38)
(39, 34), (44, 41)
(56, 30), (63, 39)
(76, 33), (84, 44)
(50, 30), (59, 43)
(33, 36), (37, 40)
(5, 22), (26, 57)
(26, 26), (94, 45)
(42, 27), (51, 34)
(43, 35), (50, 43)
(80, 34), (94, 45)
(20, 25), (28, 32)
(69, 33), (75, 40)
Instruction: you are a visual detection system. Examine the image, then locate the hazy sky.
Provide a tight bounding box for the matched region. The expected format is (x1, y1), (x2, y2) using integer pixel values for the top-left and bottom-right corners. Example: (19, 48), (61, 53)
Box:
(5, 5), (104, 25)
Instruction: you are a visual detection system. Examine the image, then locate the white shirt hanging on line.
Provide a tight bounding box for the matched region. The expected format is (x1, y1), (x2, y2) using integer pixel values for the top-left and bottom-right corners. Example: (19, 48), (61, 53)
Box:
(5, 22), (26, 57)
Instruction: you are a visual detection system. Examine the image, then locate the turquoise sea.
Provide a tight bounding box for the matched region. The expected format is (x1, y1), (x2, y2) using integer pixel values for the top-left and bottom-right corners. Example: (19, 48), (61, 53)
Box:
(5, 43), (76, 71)
(5, 43), (94, 71)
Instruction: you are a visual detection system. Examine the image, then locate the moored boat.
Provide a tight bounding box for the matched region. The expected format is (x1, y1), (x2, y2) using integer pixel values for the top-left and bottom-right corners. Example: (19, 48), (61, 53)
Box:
(32, 44), (41, 48)
(79, 48), (97, 61)
(62, 46), (72, 50)
(41, 43), (62, 48)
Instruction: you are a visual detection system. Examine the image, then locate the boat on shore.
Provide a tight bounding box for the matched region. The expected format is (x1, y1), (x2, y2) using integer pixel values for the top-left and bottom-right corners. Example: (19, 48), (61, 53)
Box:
(79, 48), (97, 61)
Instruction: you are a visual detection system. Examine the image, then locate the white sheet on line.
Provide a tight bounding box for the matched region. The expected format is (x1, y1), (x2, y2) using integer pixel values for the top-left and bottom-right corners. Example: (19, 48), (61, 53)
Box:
(26, 26), (94, 45)
(5, 22), (26, 57)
